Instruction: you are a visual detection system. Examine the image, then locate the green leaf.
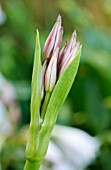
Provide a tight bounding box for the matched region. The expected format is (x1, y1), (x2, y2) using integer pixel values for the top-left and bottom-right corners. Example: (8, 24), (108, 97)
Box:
(26, 30), (42, 161)
(31, 30), (41, 123)
(37, 45), (82, 157)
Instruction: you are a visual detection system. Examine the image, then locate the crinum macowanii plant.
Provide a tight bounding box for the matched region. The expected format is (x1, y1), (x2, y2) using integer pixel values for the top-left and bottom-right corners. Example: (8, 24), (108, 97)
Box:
(24, 15), (82, 170)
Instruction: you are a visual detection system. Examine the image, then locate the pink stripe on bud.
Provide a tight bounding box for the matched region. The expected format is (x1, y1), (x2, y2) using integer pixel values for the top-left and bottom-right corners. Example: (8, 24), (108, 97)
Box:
(58, 40), (68, 63)
(57, 40), (68, 74)
(53, 26), (63, 53)
(45, 48), (59, 92)
(42, 15), (62, 62)
(60, 30), (77, 69)
(70, 30), (77, 51)
(59, 41), (80, 76)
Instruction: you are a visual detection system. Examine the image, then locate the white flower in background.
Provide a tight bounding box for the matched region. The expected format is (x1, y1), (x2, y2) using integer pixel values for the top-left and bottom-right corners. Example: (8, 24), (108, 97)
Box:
(0, 73), (16, 105)
(0, 5), (6, 25)
(0, 101), (13, 147)
(40, 125), (101, 170)
(0, 73), (20, 149)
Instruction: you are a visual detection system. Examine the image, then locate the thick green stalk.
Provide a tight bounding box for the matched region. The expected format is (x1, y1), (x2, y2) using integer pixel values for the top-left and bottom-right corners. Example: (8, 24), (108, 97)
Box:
(24, 160), (42, 170)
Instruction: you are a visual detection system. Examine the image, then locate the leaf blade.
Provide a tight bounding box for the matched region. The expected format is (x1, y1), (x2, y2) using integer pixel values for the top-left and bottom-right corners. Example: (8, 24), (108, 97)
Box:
(26, 30), (42, 160)
(31, 30), (41, 122)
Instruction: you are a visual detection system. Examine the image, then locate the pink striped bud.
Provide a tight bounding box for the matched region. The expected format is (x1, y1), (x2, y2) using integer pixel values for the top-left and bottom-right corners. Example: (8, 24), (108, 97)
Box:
(42, 15), (62, 62)
(59, 41), (80, 76)
(45, 48), (59, 92)
(57, 40), (69, 72)
(60, 30), (77, 68)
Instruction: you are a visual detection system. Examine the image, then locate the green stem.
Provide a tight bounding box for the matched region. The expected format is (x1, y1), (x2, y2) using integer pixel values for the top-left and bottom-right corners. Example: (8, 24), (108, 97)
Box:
(24, 160), (42, 170)
(41, 91), (51, 120)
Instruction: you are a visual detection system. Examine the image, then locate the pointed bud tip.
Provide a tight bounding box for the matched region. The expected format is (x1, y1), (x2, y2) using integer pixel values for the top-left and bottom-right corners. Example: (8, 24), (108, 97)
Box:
(72, 30), (76, 38)
(73, 30), (76, 35)
(57, 15), (61, 22)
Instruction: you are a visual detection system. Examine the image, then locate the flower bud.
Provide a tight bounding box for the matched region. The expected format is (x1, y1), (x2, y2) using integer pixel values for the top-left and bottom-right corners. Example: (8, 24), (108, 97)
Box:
(42, 16), (81, 92)
(42, 15), (62, 62)
(59, 41), (80, 76)
(45, 48), (59, 92)
(57, 40), (68, 73)
(60, 30), (76, 68)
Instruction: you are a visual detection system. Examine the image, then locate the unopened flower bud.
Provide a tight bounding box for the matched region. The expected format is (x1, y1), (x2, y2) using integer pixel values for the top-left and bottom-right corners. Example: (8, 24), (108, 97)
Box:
(45, 48), (59, 92)
(60, 30), (76, 67)
(59, 41), (80, 76)
(57, 40), (68, 72)
(42, 15), (62, 62)
(41, 16), (81, 105)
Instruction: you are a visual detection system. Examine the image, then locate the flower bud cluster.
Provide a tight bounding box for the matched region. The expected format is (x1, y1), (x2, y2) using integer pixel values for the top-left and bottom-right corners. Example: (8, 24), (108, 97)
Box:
(42, 15), (80, 92)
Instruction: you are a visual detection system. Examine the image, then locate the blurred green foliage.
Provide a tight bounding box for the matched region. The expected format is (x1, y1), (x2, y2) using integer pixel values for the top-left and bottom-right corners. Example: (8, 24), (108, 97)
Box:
(0, 0), (111, 169)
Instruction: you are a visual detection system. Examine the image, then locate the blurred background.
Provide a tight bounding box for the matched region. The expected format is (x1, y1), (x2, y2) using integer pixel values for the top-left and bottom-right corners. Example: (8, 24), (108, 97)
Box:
(0, 0), (111, 169)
